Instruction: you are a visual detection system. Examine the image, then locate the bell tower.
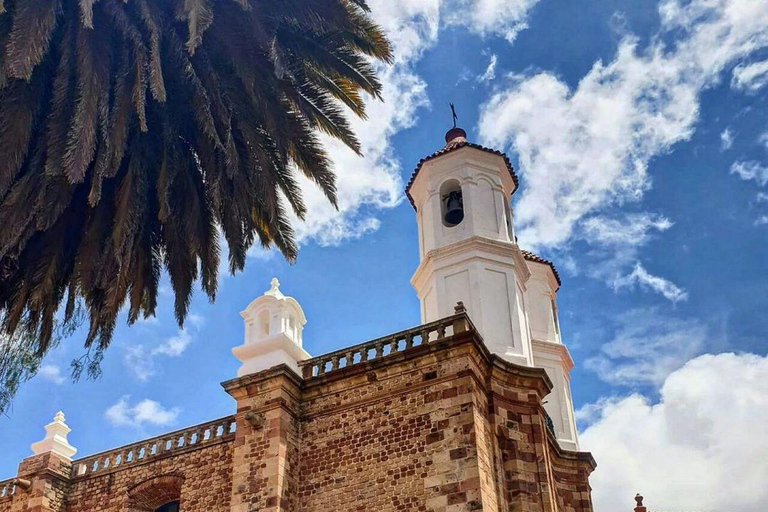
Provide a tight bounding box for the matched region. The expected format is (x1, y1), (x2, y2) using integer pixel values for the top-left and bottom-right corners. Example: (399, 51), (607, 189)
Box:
(408, 125), (533, 366)
(408, 124), (580, 451)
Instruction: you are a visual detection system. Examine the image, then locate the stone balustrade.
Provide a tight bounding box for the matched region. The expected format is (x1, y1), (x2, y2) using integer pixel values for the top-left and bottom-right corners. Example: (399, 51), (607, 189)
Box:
(71, 416), (236, 479)
(299, 304), (473, 379)
(0, 479), (16, 499)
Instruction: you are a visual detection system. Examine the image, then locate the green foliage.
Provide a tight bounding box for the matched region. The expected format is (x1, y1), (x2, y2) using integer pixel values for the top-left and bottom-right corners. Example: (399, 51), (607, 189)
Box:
(0, 0), (391, 378)
(0, 305), (87, 414)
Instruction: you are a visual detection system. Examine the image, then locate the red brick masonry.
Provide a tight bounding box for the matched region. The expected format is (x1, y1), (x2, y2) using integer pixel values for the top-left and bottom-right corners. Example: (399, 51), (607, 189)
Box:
(0, 312), (595, 512)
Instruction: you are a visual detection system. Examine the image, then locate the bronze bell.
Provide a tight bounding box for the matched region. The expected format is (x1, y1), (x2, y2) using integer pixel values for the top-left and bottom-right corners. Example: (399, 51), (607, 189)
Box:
(444, 190), (464, 225)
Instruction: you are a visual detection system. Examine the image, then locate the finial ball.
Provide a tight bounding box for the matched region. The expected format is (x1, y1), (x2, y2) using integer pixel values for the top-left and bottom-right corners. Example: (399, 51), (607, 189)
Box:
(635, 494), (644, 506)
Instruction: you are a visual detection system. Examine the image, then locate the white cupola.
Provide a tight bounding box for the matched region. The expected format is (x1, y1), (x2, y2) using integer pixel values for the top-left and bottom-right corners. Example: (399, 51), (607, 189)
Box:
(232, 278), (310, 377)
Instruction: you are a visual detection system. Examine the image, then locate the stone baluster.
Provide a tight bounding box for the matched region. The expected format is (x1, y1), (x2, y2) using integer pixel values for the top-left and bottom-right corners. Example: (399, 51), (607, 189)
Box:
(405, 332), (414, 349)
(389, 336), (398, 354)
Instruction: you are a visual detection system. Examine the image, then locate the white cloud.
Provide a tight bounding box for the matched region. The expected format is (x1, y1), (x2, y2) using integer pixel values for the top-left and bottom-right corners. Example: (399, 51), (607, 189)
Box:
(279, 0), (543, 248)
(760, 131), (768, 150)
(105, 396), (180, 428)
(731, 59), (768, 91)
(613, 262), (688, 302)
(186, 313), (205, 330)
(285, 0), (438, 247)
(123, 346), (156, 382)
(730, 161), (768, 224)
(478, 54), (498, 83)
(581, 213), (673, 247)
(38, 364), (65, 385)
(124, 329), (193, 381)
(574, 396), (618, 425)
(585, 308), (705, 386)
(150, 330), (193, 358)
(122, 313), (203, 381)
(443, 0), (541, 42)
(478, 0), (768, 250)
(579, 213), (687, 302)
(730, 159), (768, 186)
(581, 352), (768, 512)
(720, 127), (733, 150)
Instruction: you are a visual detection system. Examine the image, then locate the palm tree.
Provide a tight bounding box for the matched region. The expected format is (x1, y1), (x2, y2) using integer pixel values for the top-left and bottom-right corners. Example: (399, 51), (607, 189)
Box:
(0, 0), (391, 381)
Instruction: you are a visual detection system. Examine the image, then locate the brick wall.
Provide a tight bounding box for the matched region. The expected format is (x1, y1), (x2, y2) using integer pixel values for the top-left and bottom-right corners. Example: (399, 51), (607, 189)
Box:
(66, 441), (233, 512)
(3, 322), (594, 512)
(221, 327), (595, 512)
(0, 440), (232, 512)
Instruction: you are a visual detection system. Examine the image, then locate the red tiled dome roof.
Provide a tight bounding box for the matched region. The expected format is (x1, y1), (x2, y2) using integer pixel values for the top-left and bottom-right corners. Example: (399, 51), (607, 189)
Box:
(521, 250), (562, 287)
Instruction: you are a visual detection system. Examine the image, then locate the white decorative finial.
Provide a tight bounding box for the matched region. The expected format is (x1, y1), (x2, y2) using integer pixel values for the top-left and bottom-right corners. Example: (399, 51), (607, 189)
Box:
(30, 410), (77, 460)
(265, 277), (284, 298)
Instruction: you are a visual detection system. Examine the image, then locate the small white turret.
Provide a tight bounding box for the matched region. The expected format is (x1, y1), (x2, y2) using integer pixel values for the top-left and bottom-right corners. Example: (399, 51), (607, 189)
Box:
(232, 278), (310, 377)
(30, 411), (77, 460)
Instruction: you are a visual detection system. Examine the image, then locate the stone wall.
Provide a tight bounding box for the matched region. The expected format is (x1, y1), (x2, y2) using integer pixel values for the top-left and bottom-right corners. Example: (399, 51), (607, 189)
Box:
(222, 318), (595, 512)
(0, 428), (233, 512)
(3, 314), (594, 512)
(66, 441), (233, 512)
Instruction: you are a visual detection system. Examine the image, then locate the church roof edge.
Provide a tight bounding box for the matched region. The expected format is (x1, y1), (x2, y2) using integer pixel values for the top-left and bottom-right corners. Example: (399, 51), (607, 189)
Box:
(521, 250), (562, 287)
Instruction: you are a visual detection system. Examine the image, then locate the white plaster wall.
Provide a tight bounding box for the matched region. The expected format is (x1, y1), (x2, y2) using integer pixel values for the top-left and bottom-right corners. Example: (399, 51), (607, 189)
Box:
(525, 264), (561, 344)
(532, 341), (579, 451)
(413, 242), (533, 367)
(410, 150), (516, 257)
(410, 144), (581, 452)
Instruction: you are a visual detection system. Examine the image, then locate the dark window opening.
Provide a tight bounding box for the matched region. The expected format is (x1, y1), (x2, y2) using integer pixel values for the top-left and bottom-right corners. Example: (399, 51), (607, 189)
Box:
(155, 501), (180, 512)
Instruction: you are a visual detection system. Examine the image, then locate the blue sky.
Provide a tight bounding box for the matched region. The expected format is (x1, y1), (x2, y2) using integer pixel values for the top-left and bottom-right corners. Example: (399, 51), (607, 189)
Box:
(2, 1), (768, 510)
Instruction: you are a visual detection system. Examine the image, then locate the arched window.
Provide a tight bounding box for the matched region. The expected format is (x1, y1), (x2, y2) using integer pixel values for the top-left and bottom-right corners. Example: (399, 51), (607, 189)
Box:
(440, 179), (464, 227)
(155, 502), (179, 512)
(126, 475), (183, 512)
(257, 309), (270, 337)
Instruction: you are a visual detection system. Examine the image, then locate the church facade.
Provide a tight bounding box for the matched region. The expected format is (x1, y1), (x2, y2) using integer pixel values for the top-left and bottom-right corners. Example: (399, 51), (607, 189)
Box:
(0, 128), (596, 512)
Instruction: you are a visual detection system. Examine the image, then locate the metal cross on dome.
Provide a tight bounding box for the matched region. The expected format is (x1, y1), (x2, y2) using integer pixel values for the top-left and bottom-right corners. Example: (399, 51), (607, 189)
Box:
(449, 102), (458, 128)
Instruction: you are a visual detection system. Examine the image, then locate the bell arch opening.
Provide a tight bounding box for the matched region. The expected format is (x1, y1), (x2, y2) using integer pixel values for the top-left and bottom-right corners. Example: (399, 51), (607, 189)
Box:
(440, 179), (464, 227)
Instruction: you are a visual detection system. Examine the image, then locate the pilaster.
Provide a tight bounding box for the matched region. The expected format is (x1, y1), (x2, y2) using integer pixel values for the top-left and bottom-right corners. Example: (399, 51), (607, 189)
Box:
(14, 452), (71, 512)
(223, 365), (303, 512)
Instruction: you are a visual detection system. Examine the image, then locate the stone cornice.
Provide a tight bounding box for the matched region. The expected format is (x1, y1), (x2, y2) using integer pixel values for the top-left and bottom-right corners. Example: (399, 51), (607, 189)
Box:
(221, 364), (303, 398)
(547, 434), (597, 473)
(531, 339), (574, 373)
(411, 236), (531, 292)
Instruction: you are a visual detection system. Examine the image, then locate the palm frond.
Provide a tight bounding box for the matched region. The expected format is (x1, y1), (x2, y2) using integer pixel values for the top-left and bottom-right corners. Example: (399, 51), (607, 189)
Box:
(0, 0), (392, 393)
